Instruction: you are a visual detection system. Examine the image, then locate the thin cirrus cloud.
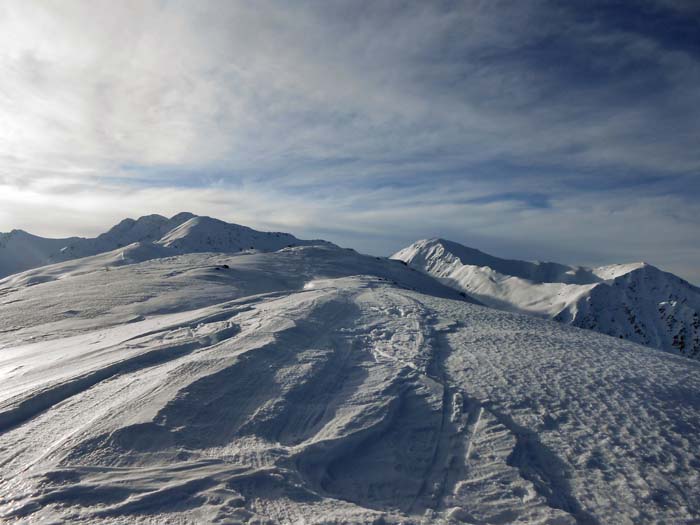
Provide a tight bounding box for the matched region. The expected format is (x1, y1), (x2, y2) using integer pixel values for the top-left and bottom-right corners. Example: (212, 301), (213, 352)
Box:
(0, 0), (698, 282)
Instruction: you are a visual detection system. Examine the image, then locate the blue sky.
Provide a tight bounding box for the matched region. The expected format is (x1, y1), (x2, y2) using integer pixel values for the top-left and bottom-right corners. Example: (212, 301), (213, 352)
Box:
(1, 0), (699, 282)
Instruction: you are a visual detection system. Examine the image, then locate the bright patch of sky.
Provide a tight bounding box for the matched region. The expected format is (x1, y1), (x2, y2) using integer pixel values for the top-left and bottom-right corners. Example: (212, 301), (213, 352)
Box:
(1, 0), (699, 282)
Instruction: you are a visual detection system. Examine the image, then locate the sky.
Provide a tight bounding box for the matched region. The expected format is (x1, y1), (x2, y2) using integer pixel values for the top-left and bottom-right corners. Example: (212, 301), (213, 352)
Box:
(1, 1), (699, 283)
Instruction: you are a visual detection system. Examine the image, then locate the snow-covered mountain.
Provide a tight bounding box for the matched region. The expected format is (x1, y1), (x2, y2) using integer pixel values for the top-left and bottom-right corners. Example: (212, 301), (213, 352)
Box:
(0, 212), (332, 279)
(393, 238), (700, 359)
(0, 229), (81, 278)
(1, 217), (699, 523)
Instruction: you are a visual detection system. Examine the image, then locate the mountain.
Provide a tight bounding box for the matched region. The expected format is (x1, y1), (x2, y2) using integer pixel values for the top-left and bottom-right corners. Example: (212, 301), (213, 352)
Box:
(0, 212), (332, 279)
(393, 238), (700, 359)
(0, 217), (699, 523)
(0, 229), (81, 278)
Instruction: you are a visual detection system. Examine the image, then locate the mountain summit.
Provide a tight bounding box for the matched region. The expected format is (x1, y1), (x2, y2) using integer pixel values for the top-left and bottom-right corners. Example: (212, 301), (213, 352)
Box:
(393, 238), (700, 359)
(0, 213), (332, 279)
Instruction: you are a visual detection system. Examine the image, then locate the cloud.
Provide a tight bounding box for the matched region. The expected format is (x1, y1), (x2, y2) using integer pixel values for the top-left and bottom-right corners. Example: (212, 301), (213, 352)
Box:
(0, 1), (698, 281)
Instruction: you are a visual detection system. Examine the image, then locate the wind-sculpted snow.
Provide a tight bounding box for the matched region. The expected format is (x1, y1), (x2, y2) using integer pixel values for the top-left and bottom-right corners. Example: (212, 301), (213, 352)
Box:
(394, 238), (700, 359)
(0, 245), (467, 347)
(0, 247), (699, 524)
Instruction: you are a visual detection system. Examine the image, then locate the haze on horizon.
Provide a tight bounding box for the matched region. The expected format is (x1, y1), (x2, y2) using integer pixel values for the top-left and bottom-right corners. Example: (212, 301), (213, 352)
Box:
(1, 1), (699, 282)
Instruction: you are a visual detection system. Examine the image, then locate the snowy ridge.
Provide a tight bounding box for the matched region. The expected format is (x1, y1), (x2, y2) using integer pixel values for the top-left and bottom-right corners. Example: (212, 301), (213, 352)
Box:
(0, 242), (698, 524)
(156, 215), (332, 253)
(392, 238), (700, 359)
(0, 213), (332, 279)
(0, 230), (81, 279)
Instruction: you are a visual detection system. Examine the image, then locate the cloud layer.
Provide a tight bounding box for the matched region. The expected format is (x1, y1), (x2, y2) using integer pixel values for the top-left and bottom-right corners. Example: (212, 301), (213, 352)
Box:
(1, 1), (699, 281)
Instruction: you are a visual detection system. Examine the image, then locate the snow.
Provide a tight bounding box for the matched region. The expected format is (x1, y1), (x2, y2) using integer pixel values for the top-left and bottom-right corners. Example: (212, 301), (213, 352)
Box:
(0, 229), (81, 279)
(0, 213), (332, 280)
(393, 238), (700, 359)
(0, 221), (699, 523)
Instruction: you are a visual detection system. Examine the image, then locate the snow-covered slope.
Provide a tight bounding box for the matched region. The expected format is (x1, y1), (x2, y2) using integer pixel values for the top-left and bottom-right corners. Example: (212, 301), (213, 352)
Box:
(0, 229), (81, 279)
(393, 238), (700, 359)
(0, 213), (332, 279)
(0, 236), (699, 524)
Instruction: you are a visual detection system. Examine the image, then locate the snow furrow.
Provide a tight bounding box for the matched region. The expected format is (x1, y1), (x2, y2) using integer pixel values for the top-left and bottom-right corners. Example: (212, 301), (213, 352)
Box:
(0, 321), (241, 433)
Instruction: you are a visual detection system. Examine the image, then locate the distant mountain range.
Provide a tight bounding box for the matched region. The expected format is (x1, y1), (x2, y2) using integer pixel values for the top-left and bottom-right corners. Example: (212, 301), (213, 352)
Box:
(0, 212), (332, 279)
(393, 238), (700, 359)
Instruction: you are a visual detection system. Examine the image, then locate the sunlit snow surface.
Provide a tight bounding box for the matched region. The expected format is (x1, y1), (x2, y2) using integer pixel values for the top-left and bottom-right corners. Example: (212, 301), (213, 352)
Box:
(0, 246), (699, 524)
(393, 239), (700, 359)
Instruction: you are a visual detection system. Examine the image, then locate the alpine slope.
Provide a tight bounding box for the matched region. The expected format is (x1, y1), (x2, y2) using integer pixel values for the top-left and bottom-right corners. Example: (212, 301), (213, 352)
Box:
(0, 212), (332, 280)
(0, 216), (699, 524)
(393, 238), (700, 360)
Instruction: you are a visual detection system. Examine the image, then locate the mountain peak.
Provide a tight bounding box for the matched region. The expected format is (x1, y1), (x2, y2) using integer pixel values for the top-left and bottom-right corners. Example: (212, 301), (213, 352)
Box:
(7, 229), (31, 237)
(169, 211), (197, 222)
(396, 238), (591, 285)
(394, 238), (700, 359)
(156, 214), (333, 253)
(0, 214), (335, 279)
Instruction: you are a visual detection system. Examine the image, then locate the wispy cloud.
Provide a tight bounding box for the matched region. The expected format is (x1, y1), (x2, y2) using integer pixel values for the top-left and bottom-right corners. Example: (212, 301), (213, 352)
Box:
(0, 1), (698, 281)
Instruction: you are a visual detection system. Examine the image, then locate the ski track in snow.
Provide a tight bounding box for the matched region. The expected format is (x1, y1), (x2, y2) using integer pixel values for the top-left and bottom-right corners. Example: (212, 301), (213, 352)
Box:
(0, 248), (698, 524)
